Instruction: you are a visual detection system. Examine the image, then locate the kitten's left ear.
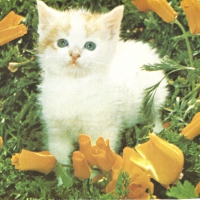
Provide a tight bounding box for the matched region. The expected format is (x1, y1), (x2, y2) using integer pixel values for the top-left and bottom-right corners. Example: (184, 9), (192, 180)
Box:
(37, 0), (60, 33)
(99, 6), (124, 36)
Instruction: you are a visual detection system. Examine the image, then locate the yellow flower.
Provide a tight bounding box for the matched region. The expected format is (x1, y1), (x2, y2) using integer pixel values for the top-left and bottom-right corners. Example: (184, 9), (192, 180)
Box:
(73, 134), (183, 197)
(11, 149), (57, 175)
(73, 134), (120, 182)
(181, 112), (200, 140)
(78, 134), (96, 167)
(181, 0), (200, 34)
(94, 147), (154, 199)
(103, 155), (123, 193)
(72, 151), (91, 180)
(132, 0), (151, 12)
(132, 0), (178, 23)
(135, 133), (184, 188)
(0, 136), (3, 150)
(126, 169), (154, 199)
(91, 137), (119, 172)
(123, 147), (154, 199)
(148, 0), (178, 23)
(78, 134), (119, 172)
(0, 11), (27, 46)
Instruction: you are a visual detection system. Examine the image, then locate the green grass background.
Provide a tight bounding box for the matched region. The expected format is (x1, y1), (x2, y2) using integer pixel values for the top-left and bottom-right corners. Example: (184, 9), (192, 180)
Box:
(0, 0), (200, 199)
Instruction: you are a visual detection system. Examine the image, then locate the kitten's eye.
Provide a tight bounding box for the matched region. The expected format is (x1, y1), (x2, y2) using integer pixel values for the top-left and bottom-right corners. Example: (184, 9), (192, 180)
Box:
(84, 42), (96, 51)
(57, 39), (69, 48)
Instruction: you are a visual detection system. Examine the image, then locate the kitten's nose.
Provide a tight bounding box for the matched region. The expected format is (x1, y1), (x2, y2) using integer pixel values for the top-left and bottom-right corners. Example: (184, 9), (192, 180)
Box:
(69, 49), (81, 60)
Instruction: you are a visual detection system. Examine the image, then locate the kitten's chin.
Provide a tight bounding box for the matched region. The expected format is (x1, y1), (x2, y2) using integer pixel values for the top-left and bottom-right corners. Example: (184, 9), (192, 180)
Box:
(68, 62), (80, 69)
(64, 62), (91, 78)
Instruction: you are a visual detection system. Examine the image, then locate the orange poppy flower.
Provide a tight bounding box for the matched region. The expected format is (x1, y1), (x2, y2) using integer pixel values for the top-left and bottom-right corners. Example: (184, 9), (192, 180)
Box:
(135, 133), (184, 188)
(0, 136), (3, 150)
(74, 134), (183, 198)
(123, 147), (154, 199)
(103, 155), (123, 193)
(0, 11), (27, 46)
(181, 112), (200, 140)
(11, 149), (57, 175)
(181, 0), (200, 34)
(91, 137), (118, 172)
(78, 134), (96, 167)
(72, 151), (91, 180)
(132, 0), (151, 12)
(126, 169), (154, 199)
(148, 0), (178, 23)
(132, 0), (178, 23)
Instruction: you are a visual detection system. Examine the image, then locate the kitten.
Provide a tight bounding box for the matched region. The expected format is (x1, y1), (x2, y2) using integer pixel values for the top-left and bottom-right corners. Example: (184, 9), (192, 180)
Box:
(37, 0), (168, 165)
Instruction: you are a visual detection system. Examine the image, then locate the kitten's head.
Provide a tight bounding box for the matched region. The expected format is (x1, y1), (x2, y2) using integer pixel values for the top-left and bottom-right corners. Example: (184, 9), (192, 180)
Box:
(37, 0), (124, 77)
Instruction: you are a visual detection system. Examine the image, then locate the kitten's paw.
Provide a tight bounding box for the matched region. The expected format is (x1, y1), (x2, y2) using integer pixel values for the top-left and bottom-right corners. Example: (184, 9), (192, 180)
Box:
(57, 175), (63, 186)
(153, 121), (164, 134)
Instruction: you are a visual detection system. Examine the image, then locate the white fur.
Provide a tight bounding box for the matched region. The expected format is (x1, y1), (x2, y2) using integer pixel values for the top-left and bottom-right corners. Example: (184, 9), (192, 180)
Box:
(37, 0), (168, 164)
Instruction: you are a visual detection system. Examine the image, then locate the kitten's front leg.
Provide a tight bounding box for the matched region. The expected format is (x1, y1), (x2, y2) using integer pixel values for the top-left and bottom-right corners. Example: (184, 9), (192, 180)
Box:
(47, 131), (74, 165)
(47, 131), (74, 185)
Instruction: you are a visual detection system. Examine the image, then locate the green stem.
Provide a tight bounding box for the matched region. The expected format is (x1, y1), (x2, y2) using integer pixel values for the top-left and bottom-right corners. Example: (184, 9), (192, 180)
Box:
(181, 84), (200, 101)
(12, 59), (33, 68)
(174, 19), (194, 68)
(174, 20), (196, 98)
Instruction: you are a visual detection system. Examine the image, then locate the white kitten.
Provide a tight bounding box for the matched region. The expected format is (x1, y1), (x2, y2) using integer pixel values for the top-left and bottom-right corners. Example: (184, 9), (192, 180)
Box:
(37, 0), (168, 165)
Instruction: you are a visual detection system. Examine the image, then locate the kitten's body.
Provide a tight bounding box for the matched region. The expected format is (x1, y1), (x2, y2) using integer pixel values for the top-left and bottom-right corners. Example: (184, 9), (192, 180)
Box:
(37, 1), (168, 164)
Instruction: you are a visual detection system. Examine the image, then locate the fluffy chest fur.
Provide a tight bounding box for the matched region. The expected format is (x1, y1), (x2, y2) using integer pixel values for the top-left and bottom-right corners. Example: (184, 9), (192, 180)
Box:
(39, 70), (143, 136)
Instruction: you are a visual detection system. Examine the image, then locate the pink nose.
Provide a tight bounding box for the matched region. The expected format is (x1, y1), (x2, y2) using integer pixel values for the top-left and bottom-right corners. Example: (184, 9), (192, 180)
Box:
(69, 51), (81, 60)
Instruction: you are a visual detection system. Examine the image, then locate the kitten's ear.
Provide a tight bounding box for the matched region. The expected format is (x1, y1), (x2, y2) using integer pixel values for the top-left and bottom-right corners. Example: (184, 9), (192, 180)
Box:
(37, 0), (59, 33)
(99, 6), (124, 36)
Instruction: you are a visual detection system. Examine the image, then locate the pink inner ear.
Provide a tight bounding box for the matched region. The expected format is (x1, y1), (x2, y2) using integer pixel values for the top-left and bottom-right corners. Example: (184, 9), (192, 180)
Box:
(98, 6), (124, 34)
(37, 0), (60, 29)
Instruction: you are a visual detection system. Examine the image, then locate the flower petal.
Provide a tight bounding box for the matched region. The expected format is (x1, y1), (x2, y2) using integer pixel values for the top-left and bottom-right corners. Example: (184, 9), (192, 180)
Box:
(132, 0), (151, 12)
(105, 155), (123, 193)
(122, 147), (153, 198)
(72, 151), (91, 180)
(91, 137), (118, 172)
(181, 0), (200, 34)
(0, 136), (3, 150)
(148, 0), (178, 23)
(0, 11), (24, 31)
(195, 182), (200, 196)
(123, 147), (152, 175)
(11, 149), (57, 175)
(127, 167), (151, 197)
(135, 133), (184, 187)
(0, 11), (27, 46)
(79, 134), (95, 167)
(181, 112), (200, 140)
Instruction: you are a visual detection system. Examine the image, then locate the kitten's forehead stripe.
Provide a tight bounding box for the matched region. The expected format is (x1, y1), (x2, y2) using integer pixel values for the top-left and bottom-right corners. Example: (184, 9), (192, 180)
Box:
(39, 12), (71, 53)
(82, 12), (101, 37)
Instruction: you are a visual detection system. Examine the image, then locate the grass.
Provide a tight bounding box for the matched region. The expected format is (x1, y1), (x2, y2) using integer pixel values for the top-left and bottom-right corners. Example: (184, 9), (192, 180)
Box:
(0, 0), (200, 199)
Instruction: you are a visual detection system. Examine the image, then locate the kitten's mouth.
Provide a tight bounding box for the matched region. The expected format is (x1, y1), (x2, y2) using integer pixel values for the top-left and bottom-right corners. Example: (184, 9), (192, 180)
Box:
(69, 60), (80, 68)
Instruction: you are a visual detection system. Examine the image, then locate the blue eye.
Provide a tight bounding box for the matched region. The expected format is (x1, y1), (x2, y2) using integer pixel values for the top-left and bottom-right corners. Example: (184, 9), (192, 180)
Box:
(57, 39), (68, 48)
(84, 41), (96, 51)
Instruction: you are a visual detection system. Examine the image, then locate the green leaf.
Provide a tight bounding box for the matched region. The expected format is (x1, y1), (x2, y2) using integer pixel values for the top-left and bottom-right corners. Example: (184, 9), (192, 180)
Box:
(115, 169), (123, 196)
(166, 181), (196, 199)
(58, 164), (73, 188)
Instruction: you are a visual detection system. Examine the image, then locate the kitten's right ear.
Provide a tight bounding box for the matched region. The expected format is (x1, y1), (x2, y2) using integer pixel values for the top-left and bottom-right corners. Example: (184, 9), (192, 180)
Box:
(37, 0), (59, 33)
